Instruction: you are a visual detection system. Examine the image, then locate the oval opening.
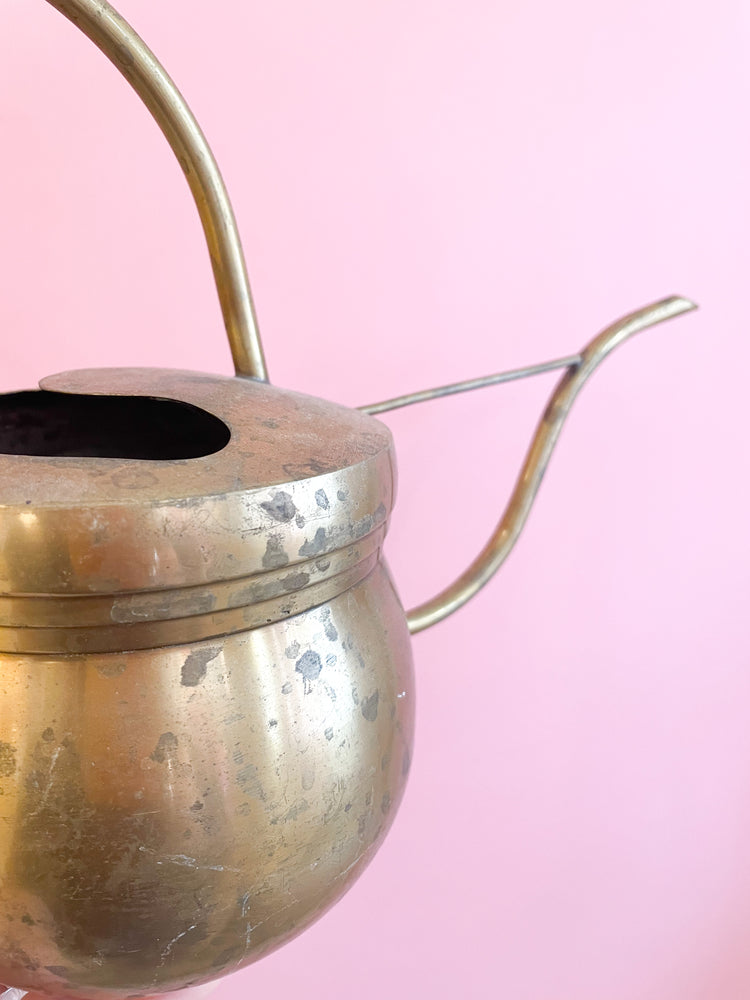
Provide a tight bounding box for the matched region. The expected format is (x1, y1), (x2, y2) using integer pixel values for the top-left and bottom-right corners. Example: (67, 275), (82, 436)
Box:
(0, 391), (231, 460)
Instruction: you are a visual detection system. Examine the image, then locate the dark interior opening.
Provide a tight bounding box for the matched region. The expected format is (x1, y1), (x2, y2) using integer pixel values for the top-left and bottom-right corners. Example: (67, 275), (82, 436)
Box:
(0, 391), (231, 460)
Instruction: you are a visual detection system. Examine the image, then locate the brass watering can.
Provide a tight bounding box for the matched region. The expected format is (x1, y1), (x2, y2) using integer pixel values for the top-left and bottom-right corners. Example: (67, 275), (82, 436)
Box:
(0, 1), (695, 997)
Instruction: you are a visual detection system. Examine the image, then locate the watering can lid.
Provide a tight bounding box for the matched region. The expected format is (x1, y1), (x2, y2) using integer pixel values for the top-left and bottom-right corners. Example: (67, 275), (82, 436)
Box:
(0, 368), (394, 603)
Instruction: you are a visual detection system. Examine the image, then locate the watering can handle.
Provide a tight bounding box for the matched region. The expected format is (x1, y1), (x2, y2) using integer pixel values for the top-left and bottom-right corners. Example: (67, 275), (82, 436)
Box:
(361, 295), (697, 634)
(43, 0), (267, 382)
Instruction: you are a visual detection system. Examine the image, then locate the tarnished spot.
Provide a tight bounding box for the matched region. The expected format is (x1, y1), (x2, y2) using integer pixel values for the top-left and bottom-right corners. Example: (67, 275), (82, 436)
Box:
(324, 619), (338, 642)
(41, 727), (55, 743)
(261, 534), (289, 571)
(96, 658), (128, 678)
(381, 792), (391, 815)
(295, 514), (306, 529)
(150, 732), (178, 764)
(314, 489), (330, 510)
(299, 527), (328, 558)
(285, 641), (300, 659)
(260, 491), (297, 523)
(237, 763), (266, 801)
(282, 571), (310, 592)
(272, 798), (310, 825)
(352, 514), (374, 539)
(296, 650), (323, 692)
(282, 459), (335, 478)
(0, 742), (17, 778)
(181, 646), (220, 687)
(361, 690), (379, 722)
(111, 590), (216, 624)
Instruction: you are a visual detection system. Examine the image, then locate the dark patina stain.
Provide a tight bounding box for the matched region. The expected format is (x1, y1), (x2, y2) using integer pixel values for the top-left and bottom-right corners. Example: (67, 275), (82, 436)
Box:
(189, 800), (204, 812)
(324, 620), (338, 641)
(299, 527), (328, 558)
(315, 489), (330, 510)
(260, 491), (297, 523)
(361, 690), (380, 722)
(282, 571), (310, 592)
(41, 727), (55, 743)
(296, 650), (323, 686)
(44, 966), (69, 978)
(262, 534), (289, 570)
(181, 646), (220, 687)
(150, 732), (178, 764)
(283, 460), (334, 478)
(0, 742), (17, 778)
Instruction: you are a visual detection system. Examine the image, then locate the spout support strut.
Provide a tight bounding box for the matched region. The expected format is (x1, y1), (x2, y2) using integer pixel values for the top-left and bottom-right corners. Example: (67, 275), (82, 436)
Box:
(44, 0), (268, 381)
(405, 295), (697, 634)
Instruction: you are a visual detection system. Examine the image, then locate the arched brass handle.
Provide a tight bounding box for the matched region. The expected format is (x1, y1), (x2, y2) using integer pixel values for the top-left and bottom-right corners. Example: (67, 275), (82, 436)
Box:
(45, 0), (268, 381)
(363, 295), (697, 634)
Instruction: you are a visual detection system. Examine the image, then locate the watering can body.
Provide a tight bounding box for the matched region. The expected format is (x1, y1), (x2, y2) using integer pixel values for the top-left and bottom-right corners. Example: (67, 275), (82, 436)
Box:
(0, 369), (413, 998)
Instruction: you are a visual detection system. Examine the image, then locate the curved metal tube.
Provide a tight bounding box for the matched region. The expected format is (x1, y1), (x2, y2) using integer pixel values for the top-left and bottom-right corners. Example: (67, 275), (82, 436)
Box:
(406, 295), (697, 634)
(45, 0), (268, 381)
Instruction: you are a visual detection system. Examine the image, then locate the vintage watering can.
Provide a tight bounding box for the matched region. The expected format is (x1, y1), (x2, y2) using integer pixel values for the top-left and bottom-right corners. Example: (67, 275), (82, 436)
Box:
(0, 1), (695, 997)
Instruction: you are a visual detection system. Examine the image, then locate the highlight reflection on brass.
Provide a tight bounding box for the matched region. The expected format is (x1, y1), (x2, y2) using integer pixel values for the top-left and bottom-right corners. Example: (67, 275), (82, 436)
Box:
(0, 566), (413, 998)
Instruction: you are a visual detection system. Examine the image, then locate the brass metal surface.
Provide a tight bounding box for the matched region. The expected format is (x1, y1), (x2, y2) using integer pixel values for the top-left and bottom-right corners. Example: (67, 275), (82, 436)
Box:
(0, 564), (414, 998)
(359, 353), (584, 415)
(405, 295), (697, 633)
(4, 369), (393, 597)
(44, 0), (267, 381)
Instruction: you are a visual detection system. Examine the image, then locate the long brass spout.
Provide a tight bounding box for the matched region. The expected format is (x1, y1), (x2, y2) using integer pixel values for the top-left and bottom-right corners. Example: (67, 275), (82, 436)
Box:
(394, 296), (697, 634)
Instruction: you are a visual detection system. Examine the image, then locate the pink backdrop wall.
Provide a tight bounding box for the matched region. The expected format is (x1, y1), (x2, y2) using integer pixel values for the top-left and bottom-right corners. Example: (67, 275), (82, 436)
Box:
(1, 2), (748, 997)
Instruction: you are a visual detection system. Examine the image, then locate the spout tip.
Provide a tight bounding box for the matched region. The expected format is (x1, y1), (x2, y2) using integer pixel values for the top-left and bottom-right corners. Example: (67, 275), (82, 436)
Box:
(665, 295), (699, 315)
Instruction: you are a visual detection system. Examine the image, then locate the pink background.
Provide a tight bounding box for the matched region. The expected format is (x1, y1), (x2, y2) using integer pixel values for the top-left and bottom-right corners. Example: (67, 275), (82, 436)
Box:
(1, 1), (749, 997)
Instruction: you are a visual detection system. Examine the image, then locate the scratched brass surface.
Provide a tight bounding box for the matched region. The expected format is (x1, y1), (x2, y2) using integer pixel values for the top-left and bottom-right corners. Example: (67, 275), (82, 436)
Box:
(0, 563), (413, 998)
